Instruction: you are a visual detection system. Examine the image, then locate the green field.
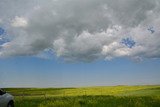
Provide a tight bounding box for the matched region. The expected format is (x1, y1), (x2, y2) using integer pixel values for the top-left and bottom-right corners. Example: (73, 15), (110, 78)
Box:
(4, 85), (160, 107)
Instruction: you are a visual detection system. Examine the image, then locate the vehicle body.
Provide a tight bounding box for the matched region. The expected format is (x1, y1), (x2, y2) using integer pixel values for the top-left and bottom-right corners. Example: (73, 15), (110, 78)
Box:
(0, 89), (14, 107)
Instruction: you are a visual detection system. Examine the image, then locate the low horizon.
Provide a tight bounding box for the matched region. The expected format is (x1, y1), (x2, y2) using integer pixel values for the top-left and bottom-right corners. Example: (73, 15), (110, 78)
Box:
(2, 84), (160, 89)
(1, 57), (160, 88)
(0, 0), (160, 88)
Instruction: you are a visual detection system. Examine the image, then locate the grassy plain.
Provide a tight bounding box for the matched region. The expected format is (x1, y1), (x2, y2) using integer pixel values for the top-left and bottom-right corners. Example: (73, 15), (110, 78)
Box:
(4, 85), (160, 107)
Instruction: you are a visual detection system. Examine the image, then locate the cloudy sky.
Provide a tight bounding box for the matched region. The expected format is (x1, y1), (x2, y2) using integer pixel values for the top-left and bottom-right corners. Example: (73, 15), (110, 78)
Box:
(0, 0), (160, 87)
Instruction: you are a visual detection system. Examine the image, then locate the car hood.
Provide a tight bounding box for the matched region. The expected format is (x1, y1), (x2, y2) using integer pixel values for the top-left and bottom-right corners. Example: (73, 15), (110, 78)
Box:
(4, 93), (14, 100)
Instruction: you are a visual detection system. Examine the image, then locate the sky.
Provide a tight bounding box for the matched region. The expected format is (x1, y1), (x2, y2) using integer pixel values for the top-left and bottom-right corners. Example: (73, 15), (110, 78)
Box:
(0, 0), (160, 87)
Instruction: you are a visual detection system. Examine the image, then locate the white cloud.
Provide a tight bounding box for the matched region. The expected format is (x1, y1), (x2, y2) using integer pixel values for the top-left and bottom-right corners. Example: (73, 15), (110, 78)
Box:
(0, 19), (2, 23)
(33, 5), (41, 10)
(0, 0), (160, 62)
(11, 16), (28, 27)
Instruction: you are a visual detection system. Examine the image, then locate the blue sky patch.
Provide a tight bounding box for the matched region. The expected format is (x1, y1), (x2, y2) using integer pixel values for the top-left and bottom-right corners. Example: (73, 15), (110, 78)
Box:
(148, 26), (155, 34)
(0, 27), (10, 45)
(0, 38), (9, 45)
(0, 37), (10, 46)
(121, 37), (136, 48)
(0, 27), (5, 35)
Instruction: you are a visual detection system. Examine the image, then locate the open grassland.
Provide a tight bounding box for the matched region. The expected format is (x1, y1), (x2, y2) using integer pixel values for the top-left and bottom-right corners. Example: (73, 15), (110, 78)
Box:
(4, 85), (160, 107)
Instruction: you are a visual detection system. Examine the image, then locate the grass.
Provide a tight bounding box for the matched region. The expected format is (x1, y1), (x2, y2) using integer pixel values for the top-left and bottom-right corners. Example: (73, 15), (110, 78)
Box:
(4, 85), (160, 107)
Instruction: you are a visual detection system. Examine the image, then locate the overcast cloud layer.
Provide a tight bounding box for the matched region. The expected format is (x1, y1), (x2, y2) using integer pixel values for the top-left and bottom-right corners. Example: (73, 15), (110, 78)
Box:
(0, 0), (160, 62)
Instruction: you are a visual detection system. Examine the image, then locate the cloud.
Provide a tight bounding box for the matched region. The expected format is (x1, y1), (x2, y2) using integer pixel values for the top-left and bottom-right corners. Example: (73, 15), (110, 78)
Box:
(0, 19), (2, 24)
(0, 0), (160, 62)
(11, 16), (28, 27)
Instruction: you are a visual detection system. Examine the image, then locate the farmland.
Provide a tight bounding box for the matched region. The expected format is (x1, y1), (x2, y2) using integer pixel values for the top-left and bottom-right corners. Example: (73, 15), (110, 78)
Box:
(4, 85), (160, 107)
